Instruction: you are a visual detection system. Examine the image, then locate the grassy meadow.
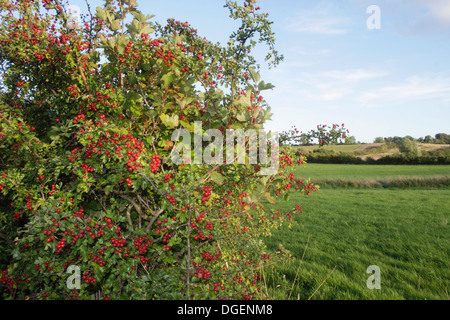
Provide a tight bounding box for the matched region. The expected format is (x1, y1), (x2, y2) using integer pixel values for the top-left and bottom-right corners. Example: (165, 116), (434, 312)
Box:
(262, 163), (449, 300)
(297, 163), (450, 188)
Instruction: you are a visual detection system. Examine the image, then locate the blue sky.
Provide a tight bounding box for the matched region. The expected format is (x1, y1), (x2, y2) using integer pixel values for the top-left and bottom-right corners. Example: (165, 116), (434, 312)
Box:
(67, 0), (450, 142)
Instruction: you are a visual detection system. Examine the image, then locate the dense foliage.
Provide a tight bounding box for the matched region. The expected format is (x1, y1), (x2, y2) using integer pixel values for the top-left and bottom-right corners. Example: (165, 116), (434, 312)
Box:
(280, 124), (351, 146)
(0, 0), (326, 300)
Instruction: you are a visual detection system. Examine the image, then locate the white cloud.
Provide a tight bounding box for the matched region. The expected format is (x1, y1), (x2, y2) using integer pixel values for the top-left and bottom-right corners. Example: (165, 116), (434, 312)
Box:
(285, 2), (350, 35)
(287, 17), (349, 35)
(416, 0), (450, 26)
(322, 69), (390, 82)
(291, 69), (390, 102)
(289, 47), (332, 56)
(357, 73), (450, 107)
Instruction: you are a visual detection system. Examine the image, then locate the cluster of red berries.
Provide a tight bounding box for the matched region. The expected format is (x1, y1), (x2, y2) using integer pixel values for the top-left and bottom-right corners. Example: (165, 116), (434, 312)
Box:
(24, 193), (33, 211)
(81, 162), (94, 174)
(165, 194), (176, 205)
(110, 235), (126, 248)
(304, 183), (317, 196)
(13, 211), (23, 221)
(44, 260), (53, 271)
(193, 227), (211, 241)
(68, 84), (78, 97)
(0, 172), (5, 191)
(261, 253), (272, 260)
(0, 270), (14, 290)
(43, 228), (56, 243)
(155, 47), (175, 67)
(91, 253), (106, 266)
(213, 281), (225, 291)
(150, 154), (161, 174)
(125, 177), (133, 187)
(82, 271), (96, 284)
(201, 185), (212, 204)
(193, 265), (211, 280)
(42, 0), (52, 8)
(55, 238), (66, 253)
(124, 41), (133, 57)
(176, 42), (188, 53)
(201, 251), (222, 262)
(279, 151), (293, 168)
(72, 113), (85, 124)
(134, 235), (152, 255)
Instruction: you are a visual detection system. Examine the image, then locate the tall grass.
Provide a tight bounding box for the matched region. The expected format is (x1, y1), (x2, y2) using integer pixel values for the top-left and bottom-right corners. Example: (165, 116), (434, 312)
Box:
(261, 163), (449, 300)
(296, 163), (450, 181)
(312, 176), (450, 188)
(262, 188), (449, 300)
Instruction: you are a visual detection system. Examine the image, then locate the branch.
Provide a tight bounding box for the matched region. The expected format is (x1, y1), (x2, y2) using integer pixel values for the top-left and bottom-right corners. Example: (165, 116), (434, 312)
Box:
(114, 192), (149, 222)
(132, 69), (152, 109)
(145, 208), (164, 232)
(0, 233), (12, 244)
(126, 205), (134, 231)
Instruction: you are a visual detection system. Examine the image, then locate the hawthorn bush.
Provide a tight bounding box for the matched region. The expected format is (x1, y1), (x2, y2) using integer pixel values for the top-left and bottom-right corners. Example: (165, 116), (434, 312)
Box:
(0, 0), (326, 300)
(280, 124), (350, 146)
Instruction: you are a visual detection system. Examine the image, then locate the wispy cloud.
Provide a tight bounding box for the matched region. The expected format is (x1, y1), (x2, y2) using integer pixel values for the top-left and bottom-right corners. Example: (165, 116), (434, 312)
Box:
(286, 17), (349, 35)
(416, 0), (450, 26)
(322, 69), (390, 82)
(357, 73), (450, 107)
(285, 3), (350, 35)
(293, 69), (390, 102)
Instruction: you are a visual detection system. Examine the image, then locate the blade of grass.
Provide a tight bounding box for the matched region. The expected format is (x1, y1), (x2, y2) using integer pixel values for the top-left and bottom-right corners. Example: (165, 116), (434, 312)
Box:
(288, 234), (310, 300)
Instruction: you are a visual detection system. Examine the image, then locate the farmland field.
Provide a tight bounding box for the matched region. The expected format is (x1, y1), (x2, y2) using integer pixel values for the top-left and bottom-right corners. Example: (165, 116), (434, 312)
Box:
(296, 163), (450, 180)
(262, 164), (449, 300)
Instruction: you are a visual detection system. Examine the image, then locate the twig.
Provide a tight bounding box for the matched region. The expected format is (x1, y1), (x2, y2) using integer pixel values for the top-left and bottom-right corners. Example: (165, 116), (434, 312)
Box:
(131, 69), (152, 109)
(186, 199), (192, 299)
(126, 205), (134, 231)
(288, 234), (310, 300)
(308, 265), (337, 300)
(261, 263), (269, 299)
(146, 208), (164, 232)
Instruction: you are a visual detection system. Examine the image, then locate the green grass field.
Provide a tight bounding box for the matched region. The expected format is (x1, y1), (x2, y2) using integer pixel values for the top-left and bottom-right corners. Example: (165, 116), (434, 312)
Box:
(297, 163), (450, 180)
(262, 164), (449, 300)
(295, 144), (362, 153)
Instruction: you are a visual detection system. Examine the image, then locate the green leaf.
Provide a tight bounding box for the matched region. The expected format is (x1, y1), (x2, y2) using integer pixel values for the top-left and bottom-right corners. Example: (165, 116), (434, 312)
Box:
(264, 107), (273, 121)
(111, 19), (121, 31)
(248, 67), (260, 83)
(180, 120), (194, 132)
(140, 26), (154, 35)
(161, 73), (174, 88)
(258, 81), (275, 91)
(96, 7), (107, 21)
(125, 92), (143, 116)
(265, 192), (276, 204)
(236, 112), (248, 122)
(209, 171), (224, 185)
(105, 185), (114, 195)
(116, 34), (129, 55)
(160, 113), (179, 128)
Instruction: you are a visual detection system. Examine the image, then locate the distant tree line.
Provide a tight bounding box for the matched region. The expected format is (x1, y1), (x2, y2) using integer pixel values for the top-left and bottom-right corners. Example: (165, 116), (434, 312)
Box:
(374, 133), (450, 145)
(296, 132), (450, 165)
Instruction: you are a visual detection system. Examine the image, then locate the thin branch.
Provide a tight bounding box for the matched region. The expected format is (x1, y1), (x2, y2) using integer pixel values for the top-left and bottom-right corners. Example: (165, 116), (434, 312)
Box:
(114, 192), (149, 222)
(0, 233), (12, 244)
(126, 205), (134, 231)
(145, 208), (164, 232)
(132, 69), (152, 109)
(308, 265), (337, 300)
